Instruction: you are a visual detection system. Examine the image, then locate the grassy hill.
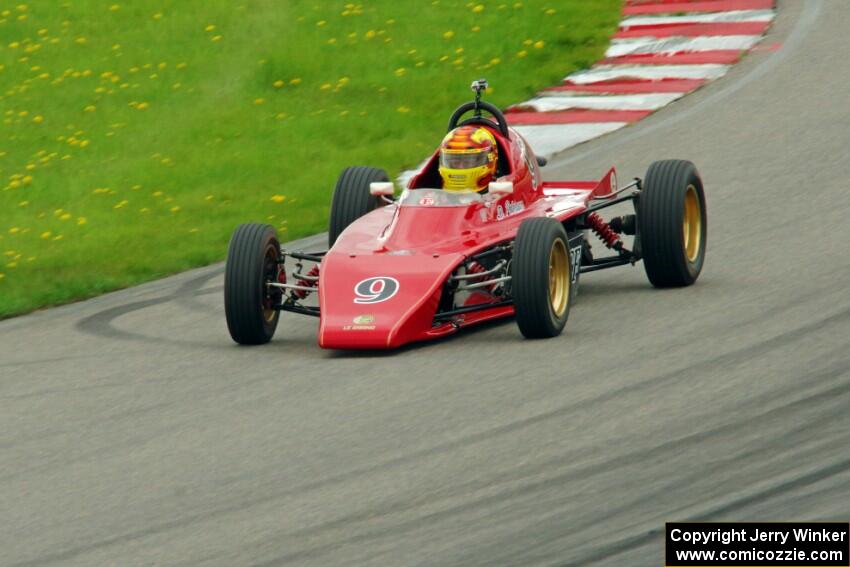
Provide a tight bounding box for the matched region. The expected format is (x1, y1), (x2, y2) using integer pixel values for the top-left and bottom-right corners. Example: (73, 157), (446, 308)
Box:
(0, 0), (620, 317)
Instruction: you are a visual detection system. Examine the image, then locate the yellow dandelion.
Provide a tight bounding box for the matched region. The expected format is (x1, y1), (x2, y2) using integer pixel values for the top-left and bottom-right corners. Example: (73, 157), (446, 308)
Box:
(139, 207), (150, 213)
(32, 115), (43, 123)
(8, 227), (20, 234)
(443, 30), (455, 39)
(365, 30), (376, 39)
(152, 191), (163, 197)
(169, 206), (181, 213)
(204, 24), (215, 32)
(204, 194), (214, 201)
(189, 228), (199, 233)
(77, 217), (87, 225)
(270, 195), (286, 203)
(471, 25), (481, 32)
(472, 4), (484, 13)
(109, 4), (120, 11)
(59, 213), (71, 221)
(53, 235), (63, 241)
(114, 200), (128, 209)
(316, 20), (327, 27)
(397, 106), (410, 113)
(517, 50), (528, 58)
(18, 200), (29, 207)
(545, 8), (556, 15)
(84, 105), (96, 112)
(22, 175), (32, 184)
(7, 262), (17, 268)
(0, 273), (4, 280)
(136, 102), (149, 110)
(75, 37), (87, 45)
(394, 68), (406, 77)
(320, 83), (332, 91)
(273, 79), (284, 88)
(211, 35), (222, 42)
(534, 40), (545, 49)
(152, 12), (163, 20)
(290, 77), (302, 85)
(254, 98), (265, 105)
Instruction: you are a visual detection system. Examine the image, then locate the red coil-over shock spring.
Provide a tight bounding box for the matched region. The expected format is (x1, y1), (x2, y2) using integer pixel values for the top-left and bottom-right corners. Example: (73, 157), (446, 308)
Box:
(585, 212), (622, 250)
(464, 261), (498, 293)
(293, 265), (319, 299)
(466, 261), (487, 277)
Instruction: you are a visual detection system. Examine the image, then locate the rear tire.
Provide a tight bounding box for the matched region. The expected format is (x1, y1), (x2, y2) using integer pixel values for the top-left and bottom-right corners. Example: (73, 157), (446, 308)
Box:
(328, 166), (389, 247)
(224, 224), (281, 345)
(512, 218), (573, 339)
(638, 159), (707, 287)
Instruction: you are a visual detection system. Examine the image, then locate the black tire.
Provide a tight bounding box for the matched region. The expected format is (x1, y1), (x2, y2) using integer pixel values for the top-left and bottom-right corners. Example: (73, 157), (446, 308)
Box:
(328, 166), (389, 247)
(512, 218), (574, 339)
(638, 159), (707, 287)
(224, 224), (281, 345)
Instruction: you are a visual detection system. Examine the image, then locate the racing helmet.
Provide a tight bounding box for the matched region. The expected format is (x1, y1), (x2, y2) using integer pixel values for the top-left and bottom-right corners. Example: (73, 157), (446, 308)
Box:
(438, 125), (498, 192)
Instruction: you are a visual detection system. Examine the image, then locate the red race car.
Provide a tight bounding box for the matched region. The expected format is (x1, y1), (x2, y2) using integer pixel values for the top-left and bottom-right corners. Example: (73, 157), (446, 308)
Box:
(224, 80), (707, 349)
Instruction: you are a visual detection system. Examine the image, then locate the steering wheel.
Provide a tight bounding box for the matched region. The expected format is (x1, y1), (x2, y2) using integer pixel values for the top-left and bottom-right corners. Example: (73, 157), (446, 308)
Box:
(447, 101), (510, 138)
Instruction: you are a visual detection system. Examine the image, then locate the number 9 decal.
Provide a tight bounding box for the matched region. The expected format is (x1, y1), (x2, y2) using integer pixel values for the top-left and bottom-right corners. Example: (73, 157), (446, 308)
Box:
(354, 277), (400, 304)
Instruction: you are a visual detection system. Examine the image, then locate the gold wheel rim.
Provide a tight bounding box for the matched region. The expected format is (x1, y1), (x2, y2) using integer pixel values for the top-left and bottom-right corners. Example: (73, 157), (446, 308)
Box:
(549, 238), (569, 317)
(683, 184), (702, 263)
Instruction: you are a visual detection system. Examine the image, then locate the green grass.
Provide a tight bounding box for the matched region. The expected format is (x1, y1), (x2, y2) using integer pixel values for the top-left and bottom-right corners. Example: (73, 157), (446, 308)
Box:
(0, 0), (621, 318)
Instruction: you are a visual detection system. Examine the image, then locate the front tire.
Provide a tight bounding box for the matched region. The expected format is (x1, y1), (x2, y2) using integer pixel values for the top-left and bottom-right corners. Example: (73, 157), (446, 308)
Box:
(328, 166), (389, 247)
(224, 224), (281, 345)
(512, 218), (574, 339)
(638, 159), (707, 287)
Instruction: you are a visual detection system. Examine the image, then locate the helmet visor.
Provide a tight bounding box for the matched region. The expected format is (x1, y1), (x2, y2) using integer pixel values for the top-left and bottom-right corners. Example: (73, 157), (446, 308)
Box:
(440, 150), (489, 169)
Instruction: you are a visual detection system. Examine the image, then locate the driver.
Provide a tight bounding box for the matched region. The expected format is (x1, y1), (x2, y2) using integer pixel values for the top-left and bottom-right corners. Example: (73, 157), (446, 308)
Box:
(438, 125), (498, 193)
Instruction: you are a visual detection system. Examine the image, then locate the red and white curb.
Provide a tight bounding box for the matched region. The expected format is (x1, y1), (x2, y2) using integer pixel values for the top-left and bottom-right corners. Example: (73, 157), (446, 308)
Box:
(399, 0), (775, 186)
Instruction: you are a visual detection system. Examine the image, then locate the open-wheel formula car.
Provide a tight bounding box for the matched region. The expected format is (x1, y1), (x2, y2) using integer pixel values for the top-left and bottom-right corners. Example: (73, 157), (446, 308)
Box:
(224, 80), (707, 349)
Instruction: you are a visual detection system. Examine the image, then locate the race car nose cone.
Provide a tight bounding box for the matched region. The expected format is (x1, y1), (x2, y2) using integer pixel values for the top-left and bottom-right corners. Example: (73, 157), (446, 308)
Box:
(317, 251), (463, 349)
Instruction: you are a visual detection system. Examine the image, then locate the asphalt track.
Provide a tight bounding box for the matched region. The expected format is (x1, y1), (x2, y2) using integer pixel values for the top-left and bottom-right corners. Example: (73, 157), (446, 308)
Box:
(2, 2), (849, 565)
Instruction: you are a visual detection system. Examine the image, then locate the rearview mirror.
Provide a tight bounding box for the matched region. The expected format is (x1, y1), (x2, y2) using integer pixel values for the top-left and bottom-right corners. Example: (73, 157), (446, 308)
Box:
(489, 181), (514, 195)
(369, 182), (394, 197)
